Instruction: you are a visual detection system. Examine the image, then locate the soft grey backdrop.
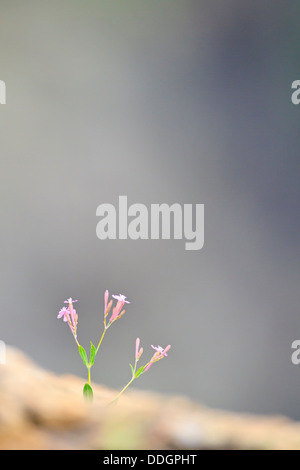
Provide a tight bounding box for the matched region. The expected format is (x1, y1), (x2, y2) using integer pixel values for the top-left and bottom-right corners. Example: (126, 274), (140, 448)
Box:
(1, 0), (300, 419)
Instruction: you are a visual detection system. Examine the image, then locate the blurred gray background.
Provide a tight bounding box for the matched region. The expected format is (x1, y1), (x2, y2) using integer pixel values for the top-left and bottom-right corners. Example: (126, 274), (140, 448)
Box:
(1, 0), (300, 419)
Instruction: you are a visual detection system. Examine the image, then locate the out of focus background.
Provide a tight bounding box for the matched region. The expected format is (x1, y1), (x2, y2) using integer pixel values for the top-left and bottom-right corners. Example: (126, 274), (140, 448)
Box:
(1, 0), (300, 420)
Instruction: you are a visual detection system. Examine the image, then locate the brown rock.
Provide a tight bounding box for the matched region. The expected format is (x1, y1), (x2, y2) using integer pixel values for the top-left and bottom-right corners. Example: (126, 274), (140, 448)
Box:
(1, 346), (300, 449)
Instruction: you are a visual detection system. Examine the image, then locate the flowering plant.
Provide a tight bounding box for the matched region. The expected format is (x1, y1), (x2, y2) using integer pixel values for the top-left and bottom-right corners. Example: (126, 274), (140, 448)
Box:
(57, 291), (170, 402)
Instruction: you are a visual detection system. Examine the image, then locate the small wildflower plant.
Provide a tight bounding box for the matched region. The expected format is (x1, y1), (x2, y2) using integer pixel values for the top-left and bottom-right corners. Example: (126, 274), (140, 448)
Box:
(57, 291), (170, 402)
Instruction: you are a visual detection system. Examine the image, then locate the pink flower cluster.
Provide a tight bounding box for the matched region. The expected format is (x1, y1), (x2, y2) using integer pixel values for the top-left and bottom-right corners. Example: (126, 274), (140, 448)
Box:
(134, 338), (171, 373)
(104, 290), (130, 323)
(57, 297), (78, 340)
(144, 344), (171, 372)
(57, 292), (131, 338)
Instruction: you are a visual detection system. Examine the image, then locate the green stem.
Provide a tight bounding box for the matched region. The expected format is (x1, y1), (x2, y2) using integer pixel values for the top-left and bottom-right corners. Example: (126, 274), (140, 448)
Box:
(108, 358), (138, 405)
(96, 328), (107, 354)
(109, 377), (135, 405)
(88, 366), (91, 386)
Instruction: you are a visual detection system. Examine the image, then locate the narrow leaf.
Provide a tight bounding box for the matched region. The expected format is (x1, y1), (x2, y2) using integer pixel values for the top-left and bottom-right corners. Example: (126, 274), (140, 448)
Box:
(129, 363), (134, 376)
(83, 383), (93, 401)
(134, 366), (144, 378)
(89, 342), (96, 366)
(78, 345), (88, 366)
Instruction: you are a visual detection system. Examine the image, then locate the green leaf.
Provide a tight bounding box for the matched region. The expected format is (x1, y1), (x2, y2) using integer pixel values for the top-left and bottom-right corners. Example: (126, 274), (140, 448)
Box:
(129, 363), (134, 376)
(78, 345), (88, 366)
(134, 366), (144, 379)
(83, 383), (93, 401)
(89, 342), (96, 366)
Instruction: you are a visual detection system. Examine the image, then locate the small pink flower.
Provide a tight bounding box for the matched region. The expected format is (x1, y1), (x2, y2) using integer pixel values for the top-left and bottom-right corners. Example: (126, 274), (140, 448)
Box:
(64, 298), (78, 304)
(64, 298), (78, 326)
(135, 338), (140, 358)
(151, 344), (170, 357)
(104, 290), (109, 315)
(112, 294), (130, 304)
(71, 308), (78, 327)
(110, 294), (130, 322)
(144, 344), (171, 372)
(109, 303), (123, 322)
(57, 307), (70, 322)
(135, 338), (143, 361)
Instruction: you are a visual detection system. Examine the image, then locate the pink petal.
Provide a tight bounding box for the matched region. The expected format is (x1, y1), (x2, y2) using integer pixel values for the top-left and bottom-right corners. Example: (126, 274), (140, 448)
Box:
(135, 338), (140, 359)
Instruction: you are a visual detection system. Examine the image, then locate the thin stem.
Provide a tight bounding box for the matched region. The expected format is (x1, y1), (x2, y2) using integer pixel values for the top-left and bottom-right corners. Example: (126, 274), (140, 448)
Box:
(96, 328), (107, 354)
(109, 377), (135, 405)
(88, 367), (91, 386)
(108, 358), (138, 405)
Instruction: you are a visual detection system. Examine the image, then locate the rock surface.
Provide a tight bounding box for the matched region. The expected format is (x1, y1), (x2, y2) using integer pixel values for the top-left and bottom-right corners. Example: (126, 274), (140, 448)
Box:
(1, 346), (300, 450)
